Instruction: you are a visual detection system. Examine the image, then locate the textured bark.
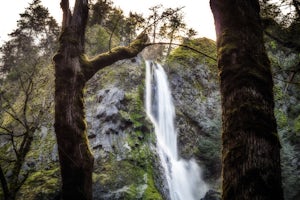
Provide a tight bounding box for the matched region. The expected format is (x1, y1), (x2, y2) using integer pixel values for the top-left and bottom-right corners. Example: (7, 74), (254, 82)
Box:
(210, 0), (283, 199)
(53, 0), (148, 199)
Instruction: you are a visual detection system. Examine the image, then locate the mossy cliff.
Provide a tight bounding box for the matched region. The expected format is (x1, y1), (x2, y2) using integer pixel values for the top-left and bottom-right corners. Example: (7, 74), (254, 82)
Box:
(83, 38), (222, 199)
(83, 57), (165, 199)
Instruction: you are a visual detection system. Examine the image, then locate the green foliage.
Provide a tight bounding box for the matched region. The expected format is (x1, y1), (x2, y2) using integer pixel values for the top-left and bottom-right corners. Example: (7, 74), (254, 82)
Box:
(89, 0), (113, 26)
(260, 0), (300, 28)
(87, 0), (145, 47)
(0, 0), (59, 75)
(85, 25), (116, 55)
(167, 38), (217, 71)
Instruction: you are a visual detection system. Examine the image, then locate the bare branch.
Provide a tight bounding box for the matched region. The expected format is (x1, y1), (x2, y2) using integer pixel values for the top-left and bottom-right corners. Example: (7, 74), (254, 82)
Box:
(0, 165), (9, 199)
(15, 172), (29, 193)
(264, 30), (300, 51)
(0, 126), (13, 135)
(292, 0), (300, 17)
(109, 17), (121, 53)
(1, 95), (22, 125)
(0, 156), (16, 163)
(145, 6), (184, 40)
(273, 76), (300, 85)
(145, 42), (217, 61)
(60, 0), (72, 29)
(10, 134), (19, 158)
(2, 109), (26, 129)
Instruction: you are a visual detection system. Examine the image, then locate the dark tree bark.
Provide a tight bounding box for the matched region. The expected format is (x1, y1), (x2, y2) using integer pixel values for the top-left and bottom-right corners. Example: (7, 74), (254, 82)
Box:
(210, 0), (283, 199)
(0, 166), (9, 199)
(53, 0), (148, 199)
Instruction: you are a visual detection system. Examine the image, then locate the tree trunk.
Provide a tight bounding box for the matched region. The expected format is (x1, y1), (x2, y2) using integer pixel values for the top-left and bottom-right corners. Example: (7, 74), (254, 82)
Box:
(8, 130), (34, 200)
(54, 65), (94, 199)
(210, 0), (283, 199)
(53, 1), (148, 199)
(54, 1), (94, 199)
(0, 166), (9, 200)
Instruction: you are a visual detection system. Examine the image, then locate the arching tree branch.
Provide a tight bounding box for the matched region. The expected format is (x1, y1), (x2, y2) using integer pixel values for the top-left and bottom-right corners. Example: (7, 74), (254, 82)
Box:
(82, 32), (149, 80)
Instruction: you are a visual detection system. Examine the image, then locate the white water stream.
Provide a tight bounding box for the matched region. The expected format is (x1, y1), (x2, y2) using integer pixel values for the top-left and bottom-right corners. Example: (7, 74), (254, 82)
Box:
(145, 60), (209, 200)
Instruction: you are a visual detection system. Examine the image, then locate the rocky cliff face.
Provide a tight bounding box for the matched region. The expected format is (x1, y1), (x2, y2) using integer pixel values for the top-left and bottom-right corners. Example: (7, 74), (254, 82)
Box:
(166, 38), (221, 188)
(81, 38), (223, 199)
(84, 58), (166, 199)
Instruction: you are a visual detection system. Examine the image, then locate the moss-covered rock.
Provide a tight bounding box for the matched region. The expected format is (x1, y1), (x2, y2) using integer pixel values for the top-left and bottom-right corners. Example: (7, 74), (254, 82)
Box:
(18, 167), (60, 199)
(84, 58), (165, 199)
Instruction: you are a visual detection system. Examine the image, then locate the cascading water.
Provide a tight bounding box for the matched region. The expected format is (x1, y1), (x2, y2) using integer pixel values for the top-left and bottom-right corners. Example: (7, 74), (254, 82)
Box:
(145, 60), (209, 200)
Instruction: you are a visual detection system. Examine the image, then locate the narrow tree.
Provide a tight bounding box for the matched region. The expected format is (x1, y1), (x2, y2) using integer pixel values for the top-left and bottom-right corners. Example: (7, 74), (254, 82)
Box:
(210, 0), (283, 199)
(53, 0), (148, 199)
(160, 11), (186, 56)
(0, 62), (52, 200)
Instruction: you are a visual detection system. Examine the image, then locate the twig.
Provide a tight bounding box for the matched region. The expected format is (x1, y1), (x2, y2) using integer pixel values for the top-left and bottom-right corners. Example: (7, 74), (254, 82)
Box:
(273, 76), (300, 85)
(109, 17), (121, 53)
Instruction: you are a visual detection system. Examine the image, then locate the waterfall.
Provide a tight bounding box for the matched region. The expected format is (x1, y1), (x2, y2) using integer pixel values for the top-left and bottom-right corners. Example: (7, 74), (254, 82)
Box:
(145, 60), (209, 200)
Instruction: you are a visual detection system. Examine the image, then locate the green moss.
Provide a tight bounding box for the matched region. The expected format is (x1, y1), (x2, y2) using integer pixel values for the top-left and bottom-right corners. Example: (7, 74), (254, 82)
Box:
(143, 168), (163, 200)
(294, 115), (300, 134)
(93, 151), (162, 199)
(85, 25), (117, 56)
(218, 42), (237, 57)
(275, 109), (288, 128)
(18, 167), (60, 199)
(274, 85), (285, 102)
(123, 87), (152, 132)
(80, 54), (92, 69)
(125, 184), (140, 198)
(124, 170), (163, 200)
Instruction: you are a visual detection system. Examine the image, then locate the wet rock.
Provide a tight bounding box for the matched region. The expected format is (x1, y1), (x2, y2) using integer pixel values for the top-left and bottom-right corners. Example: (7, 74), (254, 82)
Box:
(201, 190), (221, 200)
